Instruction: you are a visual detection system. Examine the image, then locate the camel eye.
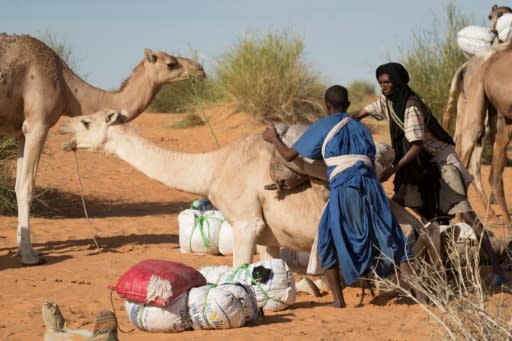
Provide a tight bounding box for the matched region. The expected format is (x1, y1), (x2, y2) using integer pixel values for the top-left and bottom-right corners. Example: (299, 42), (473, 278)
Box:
(81, 120), (90, 129)
(167, 61), (178, 69)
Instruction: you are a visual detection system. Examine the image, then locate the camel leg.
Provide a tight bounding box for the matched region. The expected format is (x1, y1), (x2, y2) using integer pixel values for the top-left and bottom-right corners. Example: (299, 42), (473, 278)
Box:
(231, 219), (265, 267)
(257, 244), (280, 260)
(457, 81), (487, 167)
(488, 117), (511, 224)
(15, 120), (48, 265)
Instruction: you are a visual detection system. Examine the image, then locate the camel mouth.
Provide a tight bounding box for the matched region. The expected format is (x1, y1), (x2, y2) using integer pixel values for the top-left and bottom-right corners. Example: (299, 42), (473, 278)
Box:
(62, 139), (77, 152)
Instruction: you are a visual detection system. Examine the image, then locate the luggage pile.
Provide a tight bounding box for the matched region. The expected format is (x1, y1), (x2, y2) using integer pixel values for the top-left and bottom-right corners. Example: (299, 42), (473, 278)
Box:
(109, 259), (259, 333)
(200, 258), (297, 312)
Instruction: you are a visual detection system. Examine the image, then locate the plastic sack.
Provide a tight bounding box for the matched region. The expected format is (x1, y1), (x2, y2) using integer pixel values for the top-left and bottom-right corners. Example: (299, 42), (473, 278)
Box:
(109, 259), (206, 307)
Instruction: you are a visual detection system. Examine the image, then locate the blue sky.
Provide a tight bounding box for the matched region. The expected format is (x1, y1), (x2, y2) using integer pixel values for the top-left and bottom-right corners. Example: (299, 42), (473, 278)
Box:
(4, 0), (492, 90)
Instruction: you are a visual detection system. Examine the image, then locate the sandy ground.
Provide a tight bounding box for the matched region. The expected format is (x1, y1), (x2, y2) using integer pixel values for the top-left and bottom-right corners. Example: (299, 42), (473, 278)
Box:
(0, 106), (511, 341)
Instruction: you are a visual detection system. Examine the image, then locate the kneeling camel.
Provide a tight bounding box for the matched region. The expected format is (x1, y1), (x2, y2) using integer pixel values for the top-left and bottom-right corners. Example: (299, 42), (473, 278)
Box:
(59, 109), (437, 268)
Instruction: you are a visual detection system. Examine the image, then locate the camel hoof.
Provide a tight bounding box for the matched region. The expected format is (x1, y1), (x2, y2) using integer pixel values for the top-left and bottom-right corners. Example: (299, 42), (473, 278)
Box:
(295, 277), (321, 297)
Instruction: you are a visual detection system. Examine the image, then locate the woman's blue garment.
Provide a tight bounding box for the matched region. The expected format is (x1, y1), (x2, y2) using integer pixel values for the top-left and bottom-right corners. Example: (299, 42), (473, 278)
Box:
(293, 113), (412, 285)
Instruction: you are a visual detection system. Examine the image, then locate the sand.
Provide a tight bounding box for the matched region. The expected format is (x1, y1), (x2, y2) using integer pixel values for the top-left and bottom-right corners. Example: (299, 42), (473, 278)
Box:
(0, 105), (510, 340)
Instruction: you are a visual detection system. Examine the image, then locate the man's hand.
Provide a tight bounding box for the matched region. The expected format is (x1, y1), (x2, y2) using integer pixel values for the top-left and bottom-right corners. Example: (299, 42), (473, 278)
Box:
(379, 165), (396, 182)
(262, 125), (278, 143)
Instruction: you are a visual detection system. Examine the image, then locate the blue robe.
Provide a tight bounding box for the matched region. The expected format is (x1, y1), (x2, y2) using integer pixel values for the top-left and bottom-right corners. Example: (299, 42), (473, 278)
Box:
(293, 112), (412, 285)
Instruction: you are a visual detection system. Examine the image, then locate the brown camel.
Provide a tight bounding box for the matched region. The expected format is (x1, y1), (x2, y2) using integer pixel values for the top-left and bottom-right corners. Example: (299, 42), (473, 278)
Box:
(441, 43), (512, 222)
(0, 33), (205, 265)
(456, 42), (512, 225)
(59, 109), (440, 269)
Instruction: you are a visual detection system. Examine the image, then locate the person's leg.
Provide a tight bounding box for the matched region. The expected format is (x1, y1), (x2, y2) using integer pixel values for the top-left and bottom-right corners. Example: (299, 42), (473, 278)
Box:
(324, 264), (346, 308)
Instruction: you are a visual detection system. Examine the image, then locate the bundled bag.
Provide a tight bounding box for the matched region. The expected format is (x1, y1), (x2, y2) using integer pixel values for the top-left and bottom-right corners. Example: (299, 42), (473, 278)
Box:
(188, 284), (246, 330)
(124, 292), (191, 333)
(457, 25), (496, 58)
(109, 259), (206, 307)
(497, 13), (512, 42)
(216, 283), (260, 323)
(178, 208), (224, 254)
(201, 258), (296, 311)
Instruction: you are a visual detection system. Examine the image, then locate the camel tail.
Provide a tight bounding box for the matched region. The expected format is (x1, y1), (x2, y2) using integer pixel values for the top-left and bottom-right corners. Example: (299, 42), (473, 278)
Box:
(441, 62), (467, 130)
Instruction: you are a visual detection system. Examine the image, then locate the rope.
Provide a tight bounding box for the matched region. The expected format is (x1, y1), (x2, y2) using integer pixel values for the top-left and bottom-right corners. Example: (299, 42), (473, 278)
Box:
(190, 77), (221, 149)
(73, 151), (132, 335)
(73, 151), (101, 251)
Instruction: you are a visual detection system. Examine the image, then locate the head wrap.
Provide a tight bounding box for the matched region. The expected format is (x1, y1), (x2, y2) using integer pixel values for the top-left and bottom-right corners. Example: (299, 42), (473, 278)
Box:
(376, 62), (409, 86)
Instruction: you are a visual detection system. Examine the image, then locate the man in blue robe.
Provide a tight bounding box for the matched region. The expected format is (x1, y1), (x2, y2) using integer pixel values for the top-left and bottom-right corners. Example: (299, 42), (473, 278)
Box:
(262, 85), (415, 307)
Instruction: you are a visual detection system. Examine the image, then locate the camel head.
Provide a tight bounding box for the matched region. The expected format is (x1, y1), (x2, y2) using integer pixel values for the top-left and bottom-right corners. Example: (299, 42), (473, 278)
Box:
(59, 109), (127, 152)
(143, 48), (206, 85)
(488, 4), (512, 32)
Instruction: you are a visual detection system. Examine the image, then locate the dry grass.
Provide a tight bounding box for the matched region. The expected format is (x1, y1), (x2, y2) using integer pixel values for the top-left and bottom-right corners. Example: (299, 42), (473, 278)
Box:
(375, 229), (512, 341)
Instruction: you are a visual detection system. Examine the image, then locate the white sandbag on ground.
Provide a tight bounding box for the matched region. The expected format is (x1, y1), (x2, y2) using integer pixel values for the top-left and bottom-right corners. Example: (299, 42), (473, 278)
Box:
(124, 291), (190, 333)
(199, 264), (233, 284)
(457, 25), (496, 58)
(497, 13), (512, 42)
(216, 283), (260, 323)
(188, 285), (246, 330)
(178, 209), (224, 254)
(228, 259), (296, 312)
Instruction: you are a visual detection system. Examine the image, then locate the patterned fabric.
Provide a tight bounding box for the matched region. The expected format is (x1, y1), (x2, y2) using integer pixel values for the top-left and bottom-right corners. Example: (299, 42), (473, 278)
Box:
(364, 95), (452, 156)
(293, 112), (413, 285)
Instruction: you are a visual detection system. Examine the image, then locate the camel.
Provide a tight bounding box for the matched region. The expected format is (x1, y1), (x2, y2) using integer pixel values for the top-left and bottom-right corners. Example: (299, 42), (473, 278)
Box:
(441, 43), (512, 222)
(455, 42), (512, 225)
(58, 109), (440, 269)
(0, 33), (205, 265)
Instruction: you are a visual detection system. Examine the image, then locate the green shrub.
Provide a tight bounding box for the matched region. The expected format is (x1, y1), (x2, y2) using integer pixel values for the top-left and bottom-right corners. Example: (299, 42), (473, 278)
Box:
(400, 3), (468, 126)
(215, 30), (326, 124)
(148, 77), (222, 113)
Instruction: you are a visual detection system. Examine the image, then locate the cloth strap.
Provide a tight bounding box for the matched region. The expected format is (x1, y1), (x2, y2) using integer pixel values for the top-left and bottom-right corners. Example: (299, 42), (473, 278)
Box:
(321, 117), (372, 181)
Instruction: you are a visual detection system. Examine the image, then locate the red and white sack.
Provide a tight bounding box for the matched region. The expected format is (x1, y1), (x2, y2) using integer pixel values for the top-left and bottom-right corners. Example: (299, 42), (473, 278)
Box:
(497, 13), (512, 42)
(109, 259), (206, 307)
(457, 25), (496, 58)
(228, 259), (296, 312)
(178, 209), (224, 254)
(216, 283), (260, 323)
(124, 292), (191, 333)
(218, 220), (234, 255)
(187, 285), (245, 330)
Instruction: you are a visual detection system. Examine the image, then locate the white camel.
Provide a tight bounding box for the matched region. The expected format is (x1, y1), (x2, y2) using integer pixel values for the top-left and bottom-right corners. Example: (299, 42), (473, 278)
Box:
(59, 109), (435, 268)
(0, 33), (205, 265)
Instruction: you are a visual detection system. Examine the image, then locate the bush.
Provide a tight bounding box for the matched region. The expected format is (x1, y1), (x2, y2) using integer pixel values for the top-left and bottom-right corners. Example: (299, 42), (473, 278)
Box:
(148, 77), (222, 114)
(377, 229), (512, 341)
(215, 30), (326, 124)
(400, 3), (468, 125)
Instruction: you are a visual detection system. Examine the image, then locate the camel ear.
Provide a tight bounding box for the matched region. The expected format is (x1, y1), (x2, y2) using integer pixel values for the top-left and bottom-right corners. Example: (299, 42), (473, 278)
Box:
(144, 48), (156, 63)
(105, 110), (127, 126)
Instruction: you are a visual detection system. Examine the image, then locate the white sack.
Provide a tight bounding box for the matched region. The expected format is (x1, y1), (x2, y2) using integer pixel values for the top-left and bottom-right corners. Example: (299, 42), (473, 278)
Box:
(218, 220), (234, 255)
(457, 25), (496, 58)
(124, 292), (190, 333)
(188, 285), (245, 330)
(497, 13), (512, 42)
(178, 209), (224, 254)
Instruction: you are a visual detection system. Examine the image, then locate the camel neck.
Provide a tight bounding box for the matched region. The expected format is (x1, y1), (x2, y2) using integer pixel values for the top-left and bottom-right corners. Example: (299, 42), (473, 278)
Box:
(104, 126), (216, 195)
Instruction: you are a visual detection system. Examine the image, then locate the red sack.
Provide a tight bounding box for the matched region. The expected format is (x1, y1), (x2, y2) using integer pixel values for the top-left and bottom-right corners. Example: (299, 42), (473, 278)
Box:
(109, 259), (206, 306)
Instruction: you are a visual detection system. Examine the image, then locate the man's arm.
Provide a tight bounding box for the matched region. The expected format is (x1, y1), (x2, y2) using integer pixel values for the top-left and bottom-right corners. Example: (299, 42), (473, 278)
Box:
(262, 126), (299, 161)
(379, 141), (424, 181)
(348, 109), (372, 120)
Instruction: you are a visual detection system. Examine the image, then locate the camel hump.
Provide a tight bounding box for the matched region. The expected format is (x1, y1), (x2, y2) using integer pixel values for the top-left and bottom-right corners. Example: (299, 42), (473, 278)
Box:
(0, 33), (62, 69)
